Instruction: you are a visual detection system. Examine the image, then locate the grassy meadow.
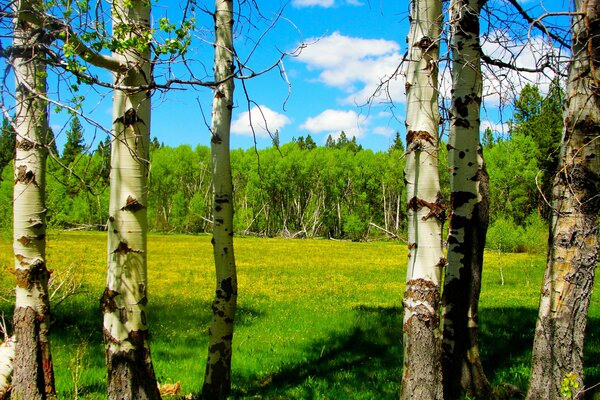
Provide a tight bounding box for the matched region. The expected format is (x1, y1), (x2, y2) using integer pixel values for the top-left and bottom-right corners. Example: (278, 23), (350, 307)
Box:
(0, 231), (599, 399)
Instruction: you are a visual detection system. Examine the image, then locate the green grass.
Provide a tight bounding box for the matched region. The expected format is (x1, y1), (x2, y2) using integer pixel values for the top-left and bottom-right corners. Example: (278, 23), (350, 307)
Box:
(0, 231), (598, 399)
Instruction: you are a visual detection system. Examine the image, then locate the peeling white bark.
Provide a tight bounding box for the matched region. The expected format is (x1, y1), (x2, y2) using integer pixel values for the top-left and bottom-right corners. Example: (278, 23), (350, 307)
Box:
(12, 1), (55, 398)
(401, 0), (444, 399)
(100, 1), (160, 398)
(0, 337), (15, 397)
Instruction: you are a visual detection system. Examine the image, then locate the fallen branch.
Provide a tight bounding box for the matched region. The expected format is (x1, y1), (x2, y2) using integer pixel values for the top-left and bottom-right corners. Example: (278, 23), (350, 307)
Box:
(369, 222), (399, 239)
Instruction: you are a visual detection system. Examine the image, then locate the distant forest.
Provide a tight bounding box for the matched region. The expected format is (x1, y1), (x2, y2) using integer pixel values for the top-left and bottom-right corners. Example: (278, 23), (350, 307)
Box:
(0, 83), (562, 250)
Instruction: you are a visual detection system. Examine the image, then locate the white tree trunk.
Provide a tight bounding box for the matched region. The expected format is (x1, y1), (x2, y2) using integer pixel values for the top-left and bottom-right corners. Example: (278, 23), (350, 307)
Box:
(202, 1), (238, 399)
(400, 0), (444, 399)
(11, 1), (56, 398)
(0, 337), (15, 398)
(99, 1), (160, 398)
(442, 0), (491, 398)
(527, 1), (600, 398)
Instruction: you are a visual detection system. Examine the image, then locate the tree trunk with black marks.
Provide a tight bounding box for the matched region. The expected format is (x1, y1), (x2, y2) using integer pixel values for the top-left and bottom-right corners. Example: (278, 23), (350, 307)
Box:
(11, 1), (56, 398)
(101, 1), (160, 399)
(526, 1), (600, 399)
(201, 1), (238, 399)
(442, 0), (491, 398)
(400, 0), (444, 399)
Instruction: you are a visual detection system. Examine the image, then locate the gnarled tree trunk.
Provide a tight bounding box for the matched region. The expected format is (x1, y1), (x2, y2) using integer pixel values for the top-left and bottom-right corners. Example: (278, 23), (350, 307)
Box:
(526, 1), (600, 399)
(400, 0), (444, 399)
(11, 1), (56, 398)
(100, 1), (161, 398)
(202, 1), (238, 399)
(442, 0), (491, 398)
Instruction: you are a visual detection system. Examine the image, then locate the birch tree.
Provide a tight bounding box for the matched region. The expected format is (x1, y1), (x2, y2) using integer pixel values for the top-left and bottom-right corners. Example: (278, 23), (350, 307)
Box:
(442, 0), (491, 398)
(527, 1), (600, 398)
(11, 1), (56, 398)
(400, 0), (445, 398)
(99, 0), (161, 398)
(201, 0), (237, 398)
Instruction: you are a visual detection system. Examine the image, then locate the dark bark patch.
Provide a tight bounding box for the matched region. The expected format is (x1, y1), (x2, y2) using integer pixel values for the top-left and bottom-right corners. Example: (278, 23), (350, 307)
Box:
(406, 130), (435, 146)
(451, 191), (478, 210)
(212, 134), (223, 144)
(459, 151), (466, 159)
(219, 277), (235, 302)
(454, 118), (470, 128)
(113, 241), (142, 254)
(15, 259), (48, 289)
(408, 194), (447, 224)
(15, 165), (37, 185)
(415, 36), (434, 50)
(16, 138), (35, 151)
(121, 195), (145, 212)
(100, 288), (119, 313)
(114, 108), (144, 127)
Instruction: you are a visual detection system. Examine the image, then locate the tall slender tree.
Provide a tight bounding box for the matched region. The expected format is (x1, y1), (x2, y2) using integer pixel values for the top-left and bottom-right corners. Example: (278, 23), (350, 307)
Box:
(11, 1), (56, 398)
(202, 0), (238, 398)
(442, 0), (491, 397)
(527, 1), (600, 399)
(99, 1), (161, 398)
(400, 0), (445, 399)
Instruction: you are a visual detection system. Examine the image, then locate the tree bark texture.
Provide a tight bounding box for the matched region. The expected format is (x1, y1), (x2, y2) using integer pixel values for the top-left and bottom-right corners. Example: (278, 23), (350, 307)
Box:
(202, 1), (238, 399)
(442, 0), (491, 398)
(0, 337), (15, 398)
(526, 0), (600, 399)
(100, 1), (161, 399)
(11, 1), (56, 398)
(401, 0), (444, 399)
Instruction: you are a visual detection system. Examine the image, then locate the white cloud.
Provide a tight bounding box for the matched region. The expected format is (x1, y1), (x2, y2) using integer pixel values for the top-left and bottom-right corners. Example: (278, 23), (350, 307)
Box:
(292, 0), (335, 7)
(372, 126), (394, 136)
(481, 120), (509, 135)
(300, 109), (369, 138)
(231, 105), (291, 137)
(297, 32), (404, 104)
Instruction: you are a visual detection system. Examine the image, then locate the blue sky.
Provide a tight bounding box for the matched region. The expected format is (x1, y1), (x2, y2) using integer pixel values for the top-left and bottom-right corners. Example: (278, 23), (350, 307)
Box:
(2, 0), (572, 153)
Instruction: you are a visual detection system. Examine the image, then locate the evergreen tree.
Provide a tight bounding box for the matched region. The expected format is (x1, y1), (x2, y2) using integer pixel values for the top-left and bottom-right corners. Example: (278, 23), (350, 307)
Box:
(305, 134), (317, 150)
(389, 131), (405, 152)
(325, 134), (335, 148)
(62, 116), (85, 166)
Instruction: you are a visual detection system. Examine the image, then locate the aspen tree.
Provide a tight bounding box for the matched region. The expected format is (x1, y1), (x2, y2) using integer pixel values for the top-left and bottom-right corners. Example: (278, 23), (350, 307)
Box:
(400, 0), (445, 398)
(11, 1), (56, 397)
(202, 0), (238, 398)
(527, 0), (600, 398)
(99, 1), (161, 398)
(442, 0), (491, 397)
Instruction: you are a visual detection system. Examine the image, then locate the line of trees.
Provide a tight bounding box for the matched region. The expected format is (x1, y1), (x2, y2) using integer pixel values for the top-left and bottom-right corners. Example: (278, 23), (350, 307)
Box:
(0, 88), (563, 243)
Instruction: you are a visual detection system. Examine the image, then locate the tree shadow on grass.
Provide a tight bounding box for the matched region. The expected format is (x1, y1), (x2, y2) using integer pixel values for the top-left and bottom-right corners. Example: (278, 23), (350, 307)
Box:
(232, 305), (600, 400)
(479, 307), (600, 399)
(232, 305), (404, 400)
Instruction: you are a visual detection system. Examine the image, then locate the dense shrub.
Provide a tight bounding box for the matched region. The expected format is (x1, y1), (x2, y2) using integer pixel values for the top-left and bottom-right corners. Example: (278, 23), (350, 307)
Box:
(486, 215), (548, 253)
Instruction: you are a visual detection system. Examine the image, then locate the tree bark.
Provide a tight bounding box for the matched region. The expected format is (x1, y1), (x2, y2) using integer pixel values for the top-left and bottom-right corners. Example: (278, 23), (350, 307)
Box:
(0, 337), (15, 398)
(202, 1), (238, 399)
(442, 0), (491, 398)
(100, 1), (161, 399)
(400, 0), (444, 399)
(11, 1), (56, 398)
(526, 1), (600, 399)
